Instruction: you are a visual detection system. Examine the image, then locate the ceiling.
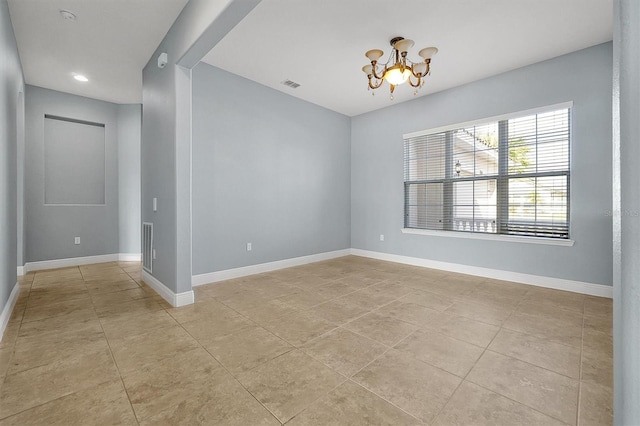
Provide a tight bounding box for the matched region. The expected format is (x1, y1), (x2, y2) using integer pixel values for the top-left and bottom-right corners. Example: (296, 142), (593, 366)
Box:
(7, 1), (612, 113)
(8, 0), (189, 104)
(202, 0), (613, 117)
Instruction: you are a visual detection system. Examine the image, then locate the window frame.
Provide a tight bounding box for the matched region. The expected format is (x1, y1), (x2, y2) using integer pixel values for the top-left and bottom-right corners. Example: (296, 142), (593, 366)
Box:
(402, 102), (574, 245)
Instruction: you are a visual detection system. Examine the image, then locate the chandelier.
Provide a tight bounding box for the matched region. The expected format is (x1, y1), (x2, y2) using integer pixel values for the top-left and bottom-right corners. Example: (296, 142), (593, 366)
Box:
(362, 37), (438, 100)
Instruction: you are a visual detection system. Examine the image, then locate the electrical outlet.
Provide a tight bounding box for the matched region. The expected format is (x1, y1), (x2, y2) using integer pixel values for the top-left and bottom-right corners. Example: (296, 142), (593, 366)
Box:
(380, 234), (385, 241)
(152, 249), (157, 259)
(246, 242), (252, 251)
(74, 237), (81, 245)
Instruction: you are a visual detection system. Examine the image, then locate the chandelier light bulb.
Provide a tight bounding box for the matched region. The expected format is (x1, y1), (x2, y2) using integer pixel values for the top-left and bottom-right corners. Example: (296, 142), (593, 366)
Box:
(384, 66), (411, 86)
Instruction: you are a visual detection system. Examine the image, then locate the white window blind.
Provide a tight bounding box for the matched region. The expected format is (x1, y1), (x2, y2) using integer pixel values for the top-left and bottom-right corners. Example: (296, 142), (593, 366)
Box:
(404, 106), (570, 239)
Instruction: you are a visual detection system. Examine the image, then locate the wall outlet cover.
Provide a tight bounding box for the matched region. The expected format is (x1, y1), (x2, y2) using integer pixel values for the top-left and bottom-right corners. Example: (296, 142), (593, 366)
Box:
(74, 237), (81, 245)
(246, 242), (252, 251)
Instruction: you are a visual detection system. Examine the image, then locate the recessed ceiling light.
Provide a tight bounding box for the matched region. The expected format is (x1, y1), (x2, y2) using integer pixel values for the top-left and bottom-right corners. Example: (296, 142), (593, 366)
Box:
(73, 74), (88, 82)
(59, 10), (77, 21)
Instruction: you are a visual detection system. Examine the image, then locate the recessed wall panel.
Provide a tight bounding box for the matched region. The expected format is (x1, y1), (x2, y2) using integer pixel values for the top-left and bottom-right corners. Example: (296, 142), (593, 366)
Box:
(44, 115), (105, 205)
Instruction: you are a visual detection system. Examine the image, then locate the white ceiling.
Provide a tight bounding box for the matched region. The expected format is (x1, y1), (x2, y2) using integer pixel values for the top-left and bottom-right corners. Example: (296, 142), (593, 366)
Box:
(202, 0), (613, 117)
(7, 0), (612, 112)
(8, 0), (189, 104)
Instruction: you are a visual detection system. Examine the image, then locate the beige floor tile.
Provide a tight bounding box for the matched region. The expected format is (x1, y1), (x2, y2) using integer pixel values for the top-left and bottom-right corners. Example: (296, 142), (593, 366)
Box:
(337, 287), (399, 311)
(433, 380), (566, 426)
(524, 287), (585, 313)
(240, 298), (301, 323)
(0, 380), (136, 425)
(241, 280), (298, 300)
(200, 324), (293, 375)
(110, 325), (201, 375)
(424, 312), (499, 348)
(583, 328), (613, 357)
(262, 310), (337, 346)
(9, 321), (107, 374)
(345, 312), (418, 346)
(238, 349), (345, 423)
(0, 347), (12, 379)
(100, 309), (178, 340)
(307, 298), (370, 325)
(503, 310), (583, 348)
(583, 313), (613, 336)
(395, 329), (484, 377)
(195, 279), (245, 298)
(17, 313), (97, 339)
(467, 351), (579, 425)
(139, 377), (280, 426)
(579, 381), (613, 426)
(276, 289), (333, 310)
(489, 328), (581, 379)
(301, 328), (387, 376)
(375, 300), (440, 326)
(288, 380), (421, 425)
(400, 289), (455, 311)
(91, 286), (154, 307)
(215, 289), (274, 312)
(289, 274), (339, 290)
(0, 348), (120, 419)
(95, 297), (165, 318)
(26, 281), (89, 306)
(445, 300), (513, 326)
(21, 297), (96, 323)
(314, 280), (363, 299)
(583, 296), (612, 318)
(85, 278), (141, 294)
(581, 349), (613, 389)
(122, 347), (226, 421)
(181, 313), (254, 343)
(166, 298), (240, 324)
(353, 349), (461, 423)
(457, 289), (523, 310)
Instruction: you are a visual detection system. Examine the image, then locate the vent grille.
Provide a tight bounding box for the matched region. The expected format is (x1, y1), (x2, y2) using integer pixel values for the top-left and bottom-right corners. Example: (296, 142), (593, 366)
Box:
(142, 222), (153, 273)
(281, 79), (301, 89)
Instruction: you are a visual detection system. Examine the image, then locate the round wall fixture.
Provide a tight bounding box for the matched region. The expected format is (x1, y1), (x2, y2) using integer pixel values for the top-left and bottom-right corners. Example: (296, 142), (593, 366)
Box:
(59, 10), (77, 21)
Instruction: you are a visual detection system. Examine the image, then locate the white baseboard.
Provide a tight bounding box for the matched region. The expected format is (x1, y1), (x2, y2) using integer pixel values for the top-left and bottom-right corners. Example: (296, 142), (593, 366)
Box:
(192, 249), (352, 286)
(118, 253), (142, 262)
(351, 249), (613, 298)
(142, 270), (194, 307)
(24, 254), (120, 273)
(0, 282), (20, 342)
(22, 253), (142, 274)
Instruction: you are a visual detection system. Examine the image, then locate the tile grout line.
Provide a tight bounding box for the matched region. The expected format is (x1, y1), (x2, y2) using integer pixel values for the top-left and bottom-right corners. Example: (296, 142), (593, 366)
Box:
(576, 300), (587, 426)
(81, 264), (142, 426)
(173, 307), (286, 425)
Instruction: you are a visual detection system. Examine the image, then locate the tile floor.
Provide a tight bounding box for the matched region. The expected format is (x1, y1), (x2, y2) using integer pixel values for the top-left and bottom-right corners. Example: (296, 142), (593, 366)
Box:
(0, 256), (612, 425)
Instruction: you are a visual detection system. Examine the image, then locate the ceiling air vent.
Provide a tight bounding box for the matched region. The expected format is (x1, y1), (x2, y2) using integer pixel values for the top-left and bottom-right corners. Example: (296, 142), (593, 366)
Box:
(280, 79), (301, 89)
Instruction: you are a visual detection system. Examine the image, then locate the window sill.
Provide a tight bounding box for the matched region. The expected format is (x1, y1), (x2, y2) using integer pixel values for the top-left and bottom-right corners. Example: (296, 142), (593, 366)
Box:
(401, 228), (575, 246)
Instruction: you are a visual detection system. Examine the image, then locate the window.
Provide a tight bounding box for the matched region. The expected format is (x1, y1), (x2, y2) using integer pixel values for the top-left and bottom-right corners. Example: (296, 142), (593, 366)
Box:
(404, 104), (571, 239)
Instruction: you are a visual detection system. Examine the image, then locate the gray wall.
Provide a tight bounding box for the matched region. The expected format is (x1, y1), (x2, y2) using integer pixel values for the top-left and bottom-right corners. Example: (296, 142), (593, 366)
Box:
(191, 64), (351, 275)
(351, 42), (613, 286)
(25, 86), (119, 262)
(117, 104), (141, 255)
(142, 0), (260, 293)
(0, 0), (24, 311)
(613, 0), (640, 422)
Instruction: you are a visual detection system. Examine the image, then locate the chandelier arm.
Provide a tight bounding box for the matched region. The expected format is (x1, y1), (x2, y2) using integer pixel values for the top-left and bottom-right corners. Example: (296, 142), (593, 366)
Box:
(407, 75), (422, 88)
(368, 77), (384, 90)
(371, 61), (386, 80)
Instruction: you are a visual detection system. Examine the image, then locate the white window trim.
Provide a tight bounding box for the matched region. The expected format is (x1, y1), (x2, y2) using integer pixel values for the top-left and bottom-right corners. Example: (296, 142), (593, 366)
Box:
(401, 227), (575, 246)
(403, 101), (574, 139)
